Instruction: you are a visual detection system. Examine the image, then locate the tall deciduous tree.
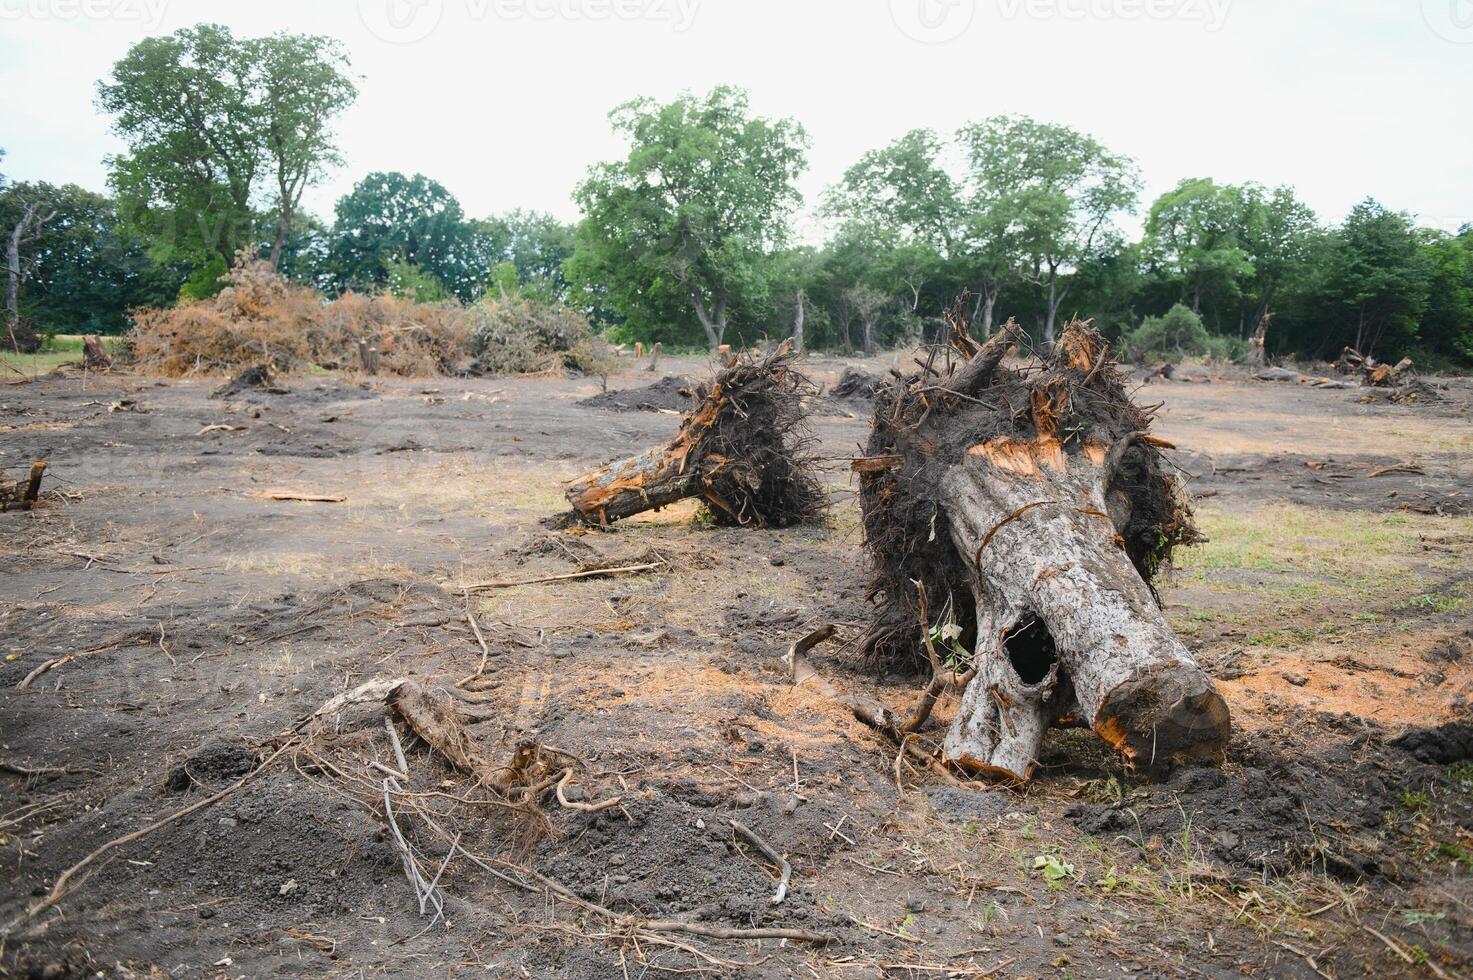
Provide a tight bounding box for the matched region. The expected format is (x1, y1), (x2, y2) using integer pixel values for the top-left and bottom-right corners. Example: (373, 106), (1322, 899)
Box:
(327, 172), (481, 301)
(0, 182), (177, 336)
(255, 32), (357, 268)
(1323, 199), (1432, 357)
(959, 116), (1139, 346)
(825, 128), (1024, 335)
(1237, 184), (1317, 331)
(1419, 227), (1473, 364)
(480, 210), (576, 300)
(570, 86), (809, 349)
(4, 184), (56, 351)
(97, 24), (355, 274)
(1143, 177), (1254, 316)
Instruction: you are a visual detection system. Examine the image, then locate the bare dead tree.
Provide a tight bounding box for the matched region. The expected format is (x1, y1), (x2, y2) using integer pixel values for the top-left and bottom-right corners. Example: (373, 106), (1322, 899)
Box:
(6, 199), (56, 354)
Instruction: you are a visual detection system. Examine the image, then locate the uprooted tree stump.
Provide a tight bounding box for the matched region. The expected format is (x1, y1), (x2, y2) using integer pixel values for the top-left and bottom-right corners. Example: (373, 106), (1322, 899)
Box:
(855, 301), (1229, 783)
(564, 343), (826, 527)
(82, 335), (112, 371)
(1335, 346), (1414, 387)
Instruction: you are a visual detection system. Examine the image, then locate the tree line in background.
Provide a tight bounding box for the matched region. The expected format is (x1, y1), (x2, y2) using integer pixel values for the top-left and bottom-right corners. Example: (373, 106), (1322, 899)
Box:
(3, 23), (1470, 369)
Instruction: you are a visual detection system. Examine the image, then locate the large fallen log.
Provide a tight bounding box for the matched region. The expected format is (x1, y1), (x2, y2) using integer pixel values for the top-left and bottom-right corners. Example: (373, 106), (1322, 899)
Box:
(564, 343), (825, 527)
(856, 300), (1229, 783)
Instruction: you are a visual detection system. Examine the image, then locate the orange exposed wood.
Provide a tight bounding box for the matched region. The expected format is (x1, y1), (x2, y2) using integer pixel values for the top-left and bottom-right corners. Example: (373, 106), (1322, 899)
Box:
(1029, 386), (1070, 440)
(967, 437), (1065, 477)
(1057, 323), (1105, 372)
(1093, 716), (1134, 757)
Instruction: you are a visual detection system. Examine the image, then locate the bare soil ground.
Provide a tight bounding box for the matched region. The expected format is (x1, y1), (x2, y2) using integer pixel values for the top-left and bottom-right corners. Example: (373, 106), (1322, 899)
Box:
(2, 354), (1471, 979)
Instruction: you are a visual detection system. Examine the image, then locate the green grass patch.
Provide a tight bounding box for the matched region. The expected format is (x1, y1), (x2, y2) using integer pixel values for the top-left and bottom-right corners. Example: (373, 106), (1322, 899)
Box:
(1, 334), (122, 376)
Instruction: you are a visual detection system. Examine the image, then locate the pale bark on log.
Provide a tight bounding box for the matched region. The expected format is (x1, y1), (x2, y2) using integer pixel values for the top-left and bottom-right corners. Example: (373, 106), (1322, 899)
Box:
(565, 438), (702, 525)
(939, 435), (1228, 781)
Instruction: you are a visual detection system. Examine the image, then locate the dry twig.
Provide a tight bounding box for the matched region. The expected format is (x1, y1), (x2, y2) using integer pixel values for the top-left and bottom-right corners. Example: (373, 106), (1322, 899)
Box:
(728, 819), (792, 905)
(457, 561), (666, 592)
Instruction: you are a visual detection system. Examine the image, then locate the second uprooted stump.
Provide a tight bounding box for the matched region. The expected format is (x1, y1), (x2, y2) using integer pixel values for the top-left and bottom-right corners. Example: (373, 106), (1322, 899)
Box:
(564, 343), (826, 528)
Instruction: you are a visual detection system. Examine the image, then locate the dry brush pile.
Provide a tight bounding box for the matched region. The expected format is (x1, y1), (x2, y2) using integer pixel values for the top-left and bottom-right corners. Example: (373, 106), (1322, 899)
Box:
(126, 251), (612, 378)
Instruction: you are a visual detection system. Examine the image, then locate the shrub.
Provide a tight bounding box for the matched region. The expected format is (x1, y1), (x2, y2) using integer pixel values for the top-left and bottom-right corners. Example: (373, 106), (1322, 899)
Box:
(1119, 304), (1211, 363)
(467, 297), (610, 375)
(1203, 334), (1250, 363)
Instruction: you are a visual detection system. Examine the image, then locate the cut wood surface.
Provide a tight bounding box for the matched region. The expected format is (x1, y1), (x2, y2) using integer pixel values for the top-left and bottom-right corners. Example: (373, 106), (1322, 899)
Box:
(1, 460), (46, 512)
(82, 334), (112, 370)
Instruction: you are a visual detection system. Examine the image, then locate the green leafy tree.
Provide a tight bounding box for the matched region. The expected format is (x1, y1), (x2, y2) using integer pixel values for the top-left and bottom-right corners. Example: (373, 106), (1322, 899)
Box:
(4, 181), (57, 350)
(480, 210), (576, 300)
(824, 129), (960, 256)
(1236, 184), (1317, 331)
(1, 182), (176, 336)
(255, 32), (357, 268)
(570, 86), (809, 349)
(825, 128), (1024, 335)
(1412, 227), (1473, 365)
(328, 172), (482, 301)
(97, 24), (356, 273)
(385, 258), (452, 303)
(1143, 178), (1254, 316)
(1325, 199), (1432, 357)
(958, 116), (1140, 345)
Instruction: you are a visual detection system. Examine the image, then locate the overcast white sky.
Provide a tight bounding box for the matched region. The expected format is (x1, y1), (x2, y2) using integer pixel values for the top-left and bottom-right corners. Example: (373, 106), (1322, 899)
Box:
(2, 0), (1470, 241)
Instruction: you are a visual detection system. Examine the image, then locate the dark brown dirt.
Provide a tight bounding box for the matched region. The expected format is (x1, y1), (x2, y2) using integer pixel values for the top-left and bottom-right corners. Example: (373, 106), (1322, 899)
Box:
(577, 375), (697, 413)
(2, 358), (1471, 978)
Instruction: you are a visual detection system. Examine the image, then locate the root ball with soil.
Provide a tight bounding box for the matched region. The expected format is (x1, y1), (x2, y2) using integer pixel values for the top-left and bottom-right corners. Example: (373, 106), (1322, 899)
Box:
(565, 343), (826, 528)
(856, 296), (1226, 782)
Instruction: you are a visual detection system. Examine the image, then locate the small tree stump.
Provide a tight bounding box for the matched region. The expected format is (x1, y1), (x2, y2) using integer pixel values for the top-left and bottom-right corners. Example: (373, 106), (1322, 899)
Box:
(82, 335), (112, 370)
